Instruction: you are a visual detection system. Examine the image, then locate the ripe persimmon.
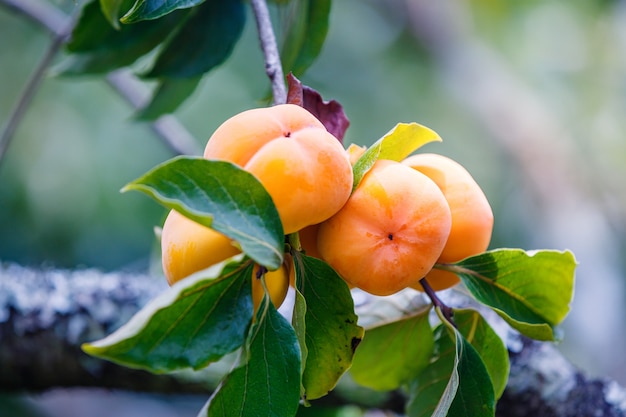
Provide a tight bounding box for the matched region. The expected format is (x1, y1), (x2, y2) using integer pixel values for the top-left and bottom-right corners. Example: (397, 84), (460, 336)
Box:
(161, 209), (240, 286)
(251, 263), (289, 312)
(403, 153), (493, 291)
(161, 210), (288, 310)
(203, 104), (353, 234)
(317, 159), (452, 296)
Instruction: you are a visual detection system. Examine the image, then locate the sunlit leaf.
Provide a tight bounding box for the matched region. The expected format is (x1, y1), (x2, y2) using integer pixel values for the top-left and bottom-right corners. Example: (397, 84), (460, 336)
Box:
(122, 156), (284, 270)
(202, 296), (301, 417)
(122, 0), (204, 23)
(350, 306), (433, 391)
(454, 309), (509, 399)
(447, 249), (577, 341)
(83, 257), (253, 372)
(135, 77), (201, 120)
(406, 312), (495, 417)
(292, 253), (364, 400)
(145, 0), (246, 78)
(352, 123), (442, 191)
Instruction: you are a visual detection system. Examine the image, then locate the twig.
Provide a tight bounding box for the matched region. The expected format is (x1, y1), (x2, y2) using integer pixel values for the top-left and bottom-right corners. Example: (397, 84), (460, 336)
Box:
(0, 1), (74, 166)
(106, 70), (201, 155)
(249, 0), (287, 105)
(0, 0), (201, 156)
(419, 277), (456, 327)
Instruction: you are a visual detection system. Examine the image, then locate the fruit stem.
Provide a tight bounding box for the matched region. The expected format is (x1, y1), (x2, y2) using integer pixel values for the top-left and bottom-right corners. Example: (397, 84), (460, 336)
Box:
(419, 277), (457, 328)
(287, 232), (302, 252)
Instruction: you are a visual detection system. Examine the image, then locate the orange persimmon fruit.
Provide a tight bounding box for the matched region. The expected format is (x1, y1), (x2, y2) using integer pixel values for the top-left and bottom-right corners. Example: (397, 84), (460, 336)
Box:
(203, 104), (353, 234)
(317, 159), (452, 296)
(161, 210), (288, 310)
(403, 153), (494, 292)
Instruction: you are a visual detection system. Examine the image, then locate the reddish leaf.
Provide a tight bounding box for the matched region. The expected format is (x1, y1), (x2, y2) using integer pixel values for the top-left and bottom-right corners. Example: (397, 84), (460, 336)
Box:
(286, 73), (349, 143)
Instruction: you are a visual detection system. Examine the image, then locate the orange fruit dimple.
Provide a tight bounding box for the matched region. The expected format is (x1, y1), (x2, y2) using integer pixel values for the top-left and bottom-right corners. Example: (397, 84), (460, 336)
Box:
(317, 159), (452, 296)
(403, 153), (494, 292)
(204, 104), (353, 234)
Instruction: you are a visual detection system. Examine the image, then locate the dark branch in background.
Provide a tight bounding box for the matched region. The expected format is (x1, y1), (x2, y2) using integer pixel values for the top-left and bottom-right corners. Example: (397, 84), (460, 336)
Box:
(0, 0), (201, 156)
(1, 263), (625, 417)
(250, 0), (287, 105)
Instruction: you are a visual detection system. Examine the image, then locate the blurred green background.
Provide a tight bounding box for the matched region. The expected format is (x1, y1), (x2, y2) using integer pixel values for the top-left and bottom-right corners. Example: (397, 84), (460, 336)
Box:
(1, 0), (626, 414)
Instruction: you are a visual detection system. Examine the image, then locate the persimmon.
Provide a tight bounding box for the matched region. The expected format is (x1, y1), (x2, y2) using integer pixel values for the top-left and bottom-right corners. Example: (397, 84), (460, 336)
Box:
(317, 159), (452, 296)
(203, 104), (353, 234)
(251, 263), (289, 312)
(161, 209), (240, 286)
(402, 153), (494, 291)
(161, 210), (288, 310)
(298, 224), (322, 259)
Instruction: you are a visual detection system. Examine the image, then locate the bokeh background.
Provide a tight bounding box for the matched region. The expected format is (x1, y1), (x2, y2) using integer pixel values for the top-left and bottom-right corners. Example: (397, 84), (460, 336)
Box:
(1, 0), (626, 415)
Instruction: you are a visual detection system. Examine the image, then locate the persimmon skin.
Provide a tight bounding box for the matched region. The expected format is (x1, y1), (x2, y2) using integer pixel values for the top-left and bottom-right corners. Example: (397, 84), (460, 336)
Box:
(252, 263), (289, 312)
(317, 159), (452, 296)
(403, 153), (494, 292)
(161, 209), (240, 286)
(203, 104), (353, 234)
(161, 210), (288, 310)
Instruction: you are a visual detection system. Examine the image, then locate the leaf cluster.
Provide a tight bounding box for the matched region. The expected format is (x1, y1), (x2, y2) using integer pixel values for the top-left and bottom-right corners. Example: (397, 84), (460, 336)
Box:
(59, 0), (331, 119)
(83, 116), (576, 416)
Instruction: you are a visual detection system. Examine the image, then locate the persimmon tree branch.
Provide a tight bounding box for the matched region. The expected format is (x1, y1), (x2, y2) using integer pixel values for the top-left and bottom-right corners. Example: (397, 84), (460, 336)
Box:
(250, 0), (287, 105)
(0, 0), (200, 156)
(0, 0), (74, 165)
(1, 262), (625, 417)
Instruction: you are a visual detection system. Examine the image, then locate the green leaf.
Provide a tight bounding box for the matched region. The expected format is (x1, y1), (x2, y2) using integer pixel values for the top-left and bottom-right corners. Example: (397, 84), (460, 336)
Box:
(449, 249), (577, 341)
(352, 123), (442, 191)
(350, 307), (434, 391)
(59, 1), (183, 75)
(99, 0), (128, 28)
(291, 269), (309, 398)
(122, 0), (204, 23)
(145, 0), (246, 78)
(202, 296), (301, 417)
(454, 309), (509, 399)
(292, 253), (364, 400)
(83, 257), (253, 372)
(135, 77), (201, 120)
(281, 0), (331, 76)
(406, 313), (495, 417)
(122, 156), (284, 270)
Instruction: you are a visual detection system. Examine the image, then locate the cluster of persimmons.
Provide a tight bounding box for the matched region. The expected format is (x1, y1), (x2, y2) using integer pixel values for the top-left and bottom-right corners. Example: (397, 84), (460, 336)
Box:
(161, 104), (493, 311)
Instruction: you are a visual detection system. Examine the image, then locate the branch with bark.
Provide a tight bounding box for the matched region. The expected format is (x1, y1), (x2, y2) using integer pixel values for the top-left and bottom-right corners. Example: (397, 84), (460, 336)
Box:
(1, 262), (625, 416)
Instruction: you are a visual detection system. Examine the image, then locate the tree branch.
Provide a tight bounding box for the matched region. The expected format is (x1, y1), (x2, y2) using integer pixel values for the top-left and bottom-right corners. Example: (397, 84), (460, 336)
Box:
(0, 1), (74, 166)
(249, 0), (287, 105)
(0, 0), (201, 156)
(1, 262), (625, 416)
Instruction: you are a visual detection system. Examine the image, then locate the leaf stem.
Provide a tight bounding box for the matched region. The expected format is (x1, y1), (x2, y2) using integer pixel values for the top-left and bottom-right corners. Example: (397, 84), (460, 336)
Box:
(419, 277), (456, 328)
(249, 0), (287, 105)
(287, 232), (302, 252)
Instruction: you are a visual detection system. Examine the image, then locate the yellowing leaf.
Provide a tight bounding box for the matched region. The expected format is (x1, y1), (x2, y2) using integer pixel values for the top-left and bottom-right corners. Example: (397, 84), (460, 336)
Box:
(352, 123), (442, 191)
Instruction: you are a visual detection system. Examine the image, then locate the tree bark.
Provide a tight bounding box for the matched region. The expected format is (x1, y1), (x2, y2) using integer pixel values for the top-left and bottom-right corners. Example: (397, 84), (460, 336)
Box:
(1, 262), (625, 416)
